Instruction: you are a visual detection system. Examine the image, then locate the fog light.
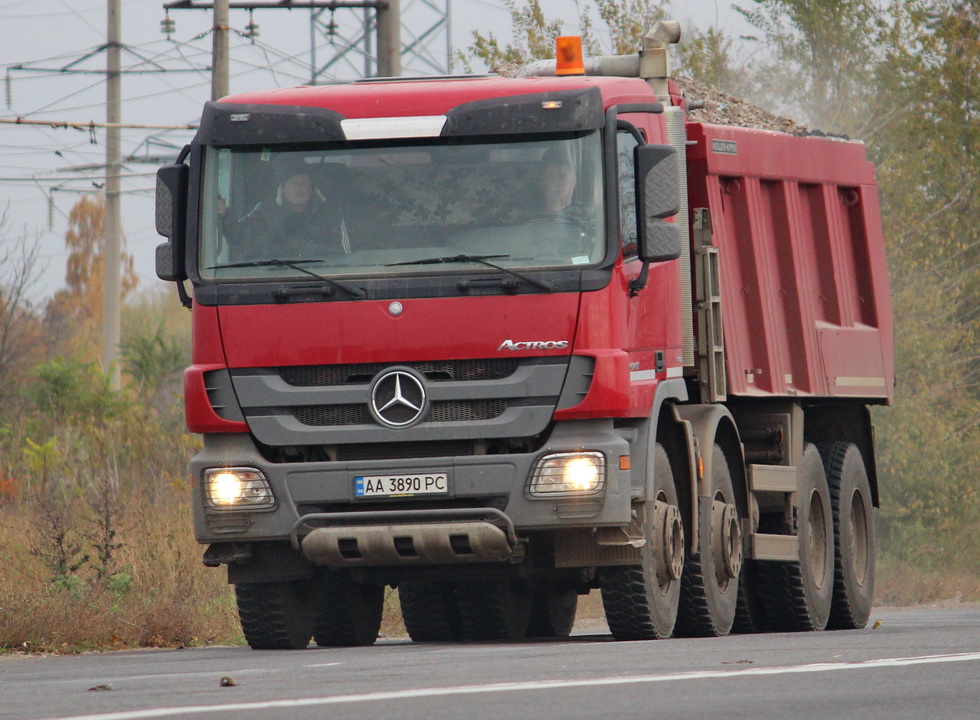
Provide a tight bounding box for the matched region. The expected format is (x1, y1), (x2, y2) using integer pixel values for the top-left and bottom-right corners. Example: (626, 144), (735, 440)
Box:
(203, 467), (275, 510)
(527, 452), (605, 498)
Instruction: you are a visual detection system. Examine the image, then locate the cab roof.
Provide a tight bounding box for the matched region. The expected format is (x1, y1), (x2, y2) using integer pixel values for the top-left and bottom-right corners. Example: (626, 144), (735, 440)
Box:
(220, 74), (655, 119)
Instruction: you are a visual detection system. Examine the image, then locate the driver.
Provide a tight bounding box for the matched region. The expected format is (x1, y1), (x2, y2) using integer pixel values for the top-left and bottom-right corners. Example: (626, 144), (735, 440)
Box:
(220, 158), (350, 261)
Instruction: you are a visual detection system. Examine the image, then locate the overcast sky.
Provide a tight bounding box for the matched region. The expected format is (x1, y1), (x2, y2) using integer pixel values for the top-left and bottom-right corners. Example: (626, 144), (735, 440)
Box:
(0, 0), (746, 299)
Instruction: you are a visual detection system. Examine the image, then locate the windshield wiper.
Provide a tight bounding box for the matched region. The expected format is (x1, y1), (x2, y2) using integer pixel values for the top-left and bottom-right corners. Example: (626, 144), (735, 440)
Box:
(208, 258), (367, 299)
(386, 254), (555, 292)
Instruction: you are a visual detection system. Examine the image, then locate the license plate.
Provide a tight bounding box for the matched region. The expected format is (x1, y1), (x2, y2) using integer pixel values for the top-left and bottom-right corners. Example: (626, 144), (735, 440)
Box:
(354, 472), (449, 498)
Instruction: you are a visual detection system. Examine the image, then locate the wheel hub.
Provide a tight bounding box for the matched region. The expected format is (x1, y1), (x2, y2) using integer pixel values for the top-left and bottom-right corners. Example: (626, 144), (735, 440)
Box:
(654, 500), (685, 584)
(711, 500), (743, 584)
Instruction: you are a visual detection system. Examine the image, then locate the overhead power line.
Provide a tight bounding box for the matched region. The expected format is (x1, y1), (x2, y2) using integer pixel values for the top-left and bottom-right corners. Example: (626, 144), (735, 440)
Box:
(0, 117), (196, 130)
(0, 117), (195, 130)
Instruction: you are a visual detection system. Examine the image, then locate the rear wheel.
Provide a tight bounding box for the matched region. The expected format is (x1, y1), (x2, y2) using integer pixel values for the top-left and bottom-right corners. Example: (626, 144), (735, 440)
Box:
(456, 578), (532, 641)
(399, 581), (464, 642)
(235, 579), (316, 650)
(526, 581), (578, 638)
(675, 443), (742, 637)
(600, 444), (684, 640)
(820, 442), (876, 629)
(756, 443), (834, 631)
(313, 570), (384, 647)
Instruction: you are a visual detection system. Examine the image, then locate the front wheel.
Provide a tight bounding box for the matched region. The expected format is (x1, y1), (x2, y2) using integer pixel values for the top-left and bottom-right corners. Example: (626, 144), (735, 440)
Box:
(455, 578), (532, 641)
(600, 444), (684, 640)
(235, 579), (316, 650)
(399, 581), (464, 642)
(526, 580), (578, 638)
(313, 570), (384, 647)
(819, 442), (876, 629)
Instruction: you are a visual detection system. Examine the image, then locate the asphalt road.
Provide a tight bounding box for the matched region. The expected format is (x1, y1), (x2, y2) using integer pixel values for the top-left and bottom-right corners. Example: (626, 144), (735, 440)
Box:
(2, 606), (978, 720)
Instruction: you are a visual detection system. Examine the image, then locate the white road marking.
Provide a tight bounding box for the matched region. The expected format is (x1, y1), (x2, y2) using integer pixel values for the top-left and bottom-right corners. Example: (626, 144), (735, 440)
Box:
(41, 652), (980, 720)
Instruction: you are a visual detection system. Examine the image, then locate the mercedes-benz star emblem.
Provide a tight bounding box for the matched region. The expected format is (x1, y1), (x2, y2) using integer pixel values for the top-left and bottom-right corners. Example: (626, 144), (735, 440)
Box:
(369, 368), (428, 428)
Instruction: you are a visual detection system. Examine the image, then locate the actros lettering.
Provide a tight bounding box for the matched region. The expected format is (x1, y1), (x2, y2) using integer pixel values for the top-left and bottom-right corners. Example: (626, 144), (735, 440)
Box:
(497, 339), (570, 351)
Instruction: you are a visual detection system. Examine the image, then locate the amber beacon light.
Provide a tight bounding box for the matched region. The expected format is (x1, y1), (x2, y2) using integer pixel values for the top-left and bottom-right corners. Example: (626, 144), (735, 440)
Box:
(555, 36), (585, 75)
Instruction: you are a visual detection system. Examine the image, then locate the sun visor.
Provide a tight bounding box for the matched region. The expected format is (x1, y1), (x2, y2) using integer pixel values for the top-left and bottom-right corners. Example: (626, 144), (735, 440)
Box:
(442, 87), (604, 136)
(197, 101), (346, 145)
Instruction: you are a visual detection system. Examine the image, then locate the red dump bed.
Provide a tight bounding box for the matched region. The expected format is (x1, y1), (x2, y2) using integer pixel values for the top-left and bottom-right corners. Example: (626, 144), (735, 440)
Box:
(685, 123), (894, 402)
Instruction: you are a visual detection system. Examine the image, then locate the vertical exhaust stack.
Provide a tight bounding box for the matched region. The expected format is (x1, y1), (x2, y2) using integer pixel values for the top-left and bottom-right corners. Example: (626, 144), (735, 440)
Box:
(638, 21), (682, 102)
(642, 21), (696, 368)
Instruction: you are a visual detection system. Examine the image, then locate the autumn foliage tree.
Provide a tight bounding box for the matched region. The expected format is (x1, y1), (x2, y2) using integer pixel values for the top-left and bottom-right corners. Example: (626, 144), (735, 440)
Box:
(44, 195), (138, 360)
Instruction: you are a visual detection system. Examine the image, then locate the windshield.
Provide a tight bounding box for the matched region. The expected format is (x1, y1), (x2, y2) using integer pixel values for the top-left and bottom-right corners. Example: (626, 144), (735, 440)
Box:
(198, 132), (604, 281)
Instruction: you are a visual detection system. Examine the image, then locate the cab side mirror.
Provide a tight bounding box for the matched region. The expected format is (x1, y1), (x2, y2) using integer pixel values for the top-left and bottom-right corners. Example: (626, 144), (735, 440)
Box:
(155, 163), (188, 282)
(634, 144), (681, 263)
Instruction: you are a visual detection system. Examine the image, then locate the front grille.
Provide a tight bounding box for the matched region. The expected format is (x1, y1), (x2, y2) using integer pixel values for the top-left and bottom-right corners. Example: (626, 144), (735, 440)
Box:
(428, 399), (507, 422)
(293, 404), (371, 426)
(290, 399), (508, 427)
(279, 358), (519, 387)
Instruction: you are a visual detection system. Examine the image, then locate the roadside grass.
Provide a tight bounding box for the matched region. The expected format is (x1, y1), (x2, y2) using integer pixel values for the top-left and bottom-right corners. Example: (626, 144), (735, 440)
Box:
(0, 499), (241, 653)
(875, 558), (980, 608)
(2, 497), (973, 654)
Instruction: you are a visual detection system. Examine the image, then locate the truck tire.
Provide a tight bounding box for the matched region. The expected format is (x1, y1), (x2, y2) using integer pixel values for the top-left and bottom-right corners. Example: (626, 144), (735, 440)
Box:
(731, 563), (765, 634)
(399, 581), (464, 642)
(755, 443), (834, 631)
(526, 580), (578, 638)
(235, 579), (316, 650)
(313, 570), (384, 647)
(600, 444), (683, 640)
(675, 444), (742, 637)
(456, 578), (532, 641)
(819, 442), (876, 630)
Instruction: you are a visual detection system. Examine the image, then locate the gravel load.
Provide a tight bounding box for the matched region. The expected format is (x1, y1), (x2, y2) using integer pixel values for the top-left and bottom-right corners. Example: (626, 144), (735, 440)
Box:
(675, 76), (810, 135)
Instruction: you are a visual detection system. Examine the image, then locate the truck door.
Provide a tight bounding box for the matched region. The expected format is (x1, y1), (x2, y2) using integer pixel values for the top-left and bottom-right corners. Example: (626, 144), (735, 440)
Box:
(616, 112), (682, 389)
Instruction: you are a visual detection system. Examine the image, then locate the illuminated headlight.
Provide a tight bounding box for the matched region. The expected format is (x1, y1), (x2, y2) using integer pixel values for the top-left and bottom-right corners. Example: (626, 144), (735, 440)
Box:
(527, 452), (606, 498)
(203, 467), (275, 510)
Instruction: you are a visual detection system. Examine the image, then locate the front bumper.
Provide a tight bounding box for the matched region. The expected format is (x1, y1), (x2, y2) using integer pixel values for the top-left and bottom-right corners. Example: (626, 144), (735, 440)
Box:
(191, 419), (632, 566)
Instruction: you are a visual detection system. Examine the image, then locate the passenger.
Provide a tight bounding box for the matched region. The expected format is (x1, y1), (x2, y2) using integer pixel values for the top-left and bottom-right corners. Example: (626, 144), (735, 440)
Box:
(526, 148), (596, 234)
(219, 158), (350, 260)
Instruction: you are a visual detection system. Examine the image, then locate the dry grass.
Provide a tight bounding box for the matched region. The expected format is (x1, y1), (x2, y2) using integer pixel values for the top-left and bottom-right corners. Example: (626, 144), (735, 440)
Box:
(0, 499), (241, 653)
(875, 557), (980, 608)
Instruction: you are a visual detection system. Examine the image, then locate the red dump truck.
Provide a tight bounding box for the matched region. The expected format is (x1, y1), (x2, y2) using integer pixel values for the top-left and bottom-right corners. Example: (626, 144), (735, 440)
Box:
(155, 24), (893, 649)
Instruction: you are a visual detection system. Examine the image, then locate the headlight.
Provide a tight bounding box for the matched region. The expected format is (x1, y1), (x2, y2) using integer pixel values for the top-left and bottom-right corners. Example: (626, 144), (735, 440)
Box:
(203, 467), (275, 510)
(527, 452), (606, 498)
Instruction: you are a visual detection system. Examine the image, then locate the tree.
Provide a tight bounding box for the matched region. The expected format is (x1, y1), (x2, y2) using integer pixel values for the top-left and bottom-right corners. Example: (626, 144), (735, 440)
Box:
(44, 195), (138, 359)
(455, 0), (568, 71)
(457, 0), (675, 71)
(735, 0), (882, 130)
(675, 25), (754, 97)
(121, 323), (186, 415)
(0, 209), (47, 390)
(592, 0), (667, 55)
(866, 1), (979, 572)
